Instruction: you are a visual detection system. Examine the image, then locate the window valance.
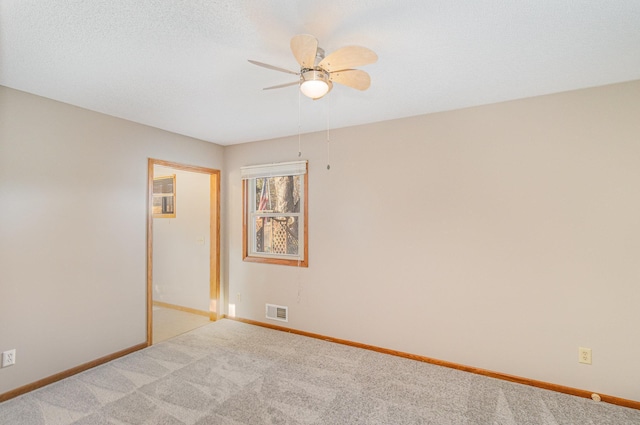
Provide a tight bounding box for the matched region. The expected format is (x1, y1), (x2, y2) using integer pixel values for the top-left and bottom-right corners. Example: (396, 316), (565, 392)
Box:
(240, 160), (307, 180)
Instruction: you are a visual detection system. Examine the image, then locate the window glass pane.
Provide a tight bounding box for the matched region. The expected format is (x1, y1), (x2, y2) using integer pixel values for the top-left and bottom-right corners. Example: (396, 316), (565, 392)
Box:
(153, 177), (174, 194)
(152, 196), (174, 214)
(253, 216), (299, 255)
(254, 176), (300, 213)
(152, 197), (163, 215)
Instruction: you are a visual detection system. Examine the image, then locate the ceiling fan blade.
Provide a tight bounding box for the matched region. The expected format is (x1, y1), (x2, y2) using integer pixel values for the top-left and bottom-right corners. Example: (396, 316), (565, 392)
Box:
(329, 69), (371, 91)
(263, 81), (300, 90)
(290, 34), (318, 68)
(319, 46), (378, 72)
(248, 60), (299, 75)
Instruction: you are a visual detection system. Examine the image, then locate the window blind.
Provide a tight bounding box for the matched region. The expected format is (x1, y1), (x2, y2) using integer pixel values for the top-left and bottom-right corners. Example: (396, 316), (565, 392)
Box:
(240, 160), (307, 180)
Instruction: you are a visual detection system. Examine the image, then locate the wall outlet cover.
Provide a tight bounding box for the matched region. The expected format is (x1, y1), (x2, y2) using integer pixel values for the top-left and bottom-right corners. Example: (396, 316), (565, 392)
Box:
(578, 347), (592, 365)
(2, 349), (16, 367)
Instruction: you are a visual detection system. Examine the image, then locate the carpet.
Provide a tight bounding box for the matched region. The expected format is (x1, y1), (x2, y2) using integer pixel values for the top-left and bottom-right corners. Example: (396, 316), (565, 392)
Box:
(1, 319), (639, 424)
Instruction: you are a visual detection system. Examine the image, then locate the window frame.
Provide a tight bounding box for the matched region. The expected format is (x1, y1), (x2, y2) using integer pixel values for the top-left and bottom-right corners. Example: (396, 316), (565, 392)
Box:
(152, 174), (176, 218)
(242, 162), (308, 267)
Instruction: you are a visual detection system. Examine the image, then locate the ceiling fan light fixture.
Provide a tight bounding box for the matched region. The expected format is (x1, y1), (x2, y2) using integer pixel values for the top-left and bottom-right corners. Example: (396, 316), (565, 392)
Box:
(300, 70), (332, 99)
(249, 35), (377, 98)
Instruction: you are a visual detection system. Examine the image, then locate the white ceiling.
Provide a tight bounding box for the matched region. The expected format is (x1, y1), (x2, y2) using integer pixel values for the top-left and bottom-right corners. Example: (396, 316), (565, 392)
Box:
(2, 1), (640, 146)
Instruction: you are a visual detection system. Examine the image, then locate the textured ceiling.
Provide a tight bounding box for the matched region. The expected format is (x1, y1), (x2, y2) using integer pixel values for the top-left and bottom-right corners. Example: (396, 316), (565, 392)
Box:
(2, 1), (640, 145)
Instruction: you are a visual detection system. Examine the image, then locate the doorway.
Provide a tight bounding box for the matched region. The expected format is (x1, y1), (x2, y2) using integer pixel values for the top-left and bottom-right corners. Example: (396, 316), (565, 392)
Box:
(146, 159), (220, 345)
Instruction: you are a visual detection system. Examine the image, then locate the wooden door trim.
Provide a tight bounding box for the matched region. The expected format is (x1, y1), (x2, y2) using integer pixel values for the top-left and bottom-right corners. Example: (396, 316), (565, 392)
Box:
(147, 158), (221, 346)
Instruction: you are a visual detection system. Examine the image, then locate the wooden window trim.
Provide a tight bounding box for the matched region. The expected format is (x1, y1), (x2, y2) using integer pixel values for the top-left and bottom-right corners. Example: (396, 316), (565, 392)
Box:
(152, 174), (176, 218)
(242, 168), (308, 267)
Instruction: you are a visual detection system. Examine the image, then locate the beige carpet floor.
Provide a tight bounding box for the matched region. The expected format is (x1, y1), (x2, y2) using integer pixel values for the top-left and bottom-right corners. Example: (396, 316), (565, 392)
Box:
(1, 319), (640, 424)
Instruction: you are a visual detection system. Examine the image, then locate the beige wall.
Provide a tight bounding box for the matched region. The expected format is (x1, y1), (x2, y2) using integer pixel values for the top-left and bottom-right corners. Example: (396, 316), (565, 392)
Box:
(224, 80), (640, 401)
(2, 80), (639, 402)
(0, 86), (224, 394)
(153, 165), (211, 311)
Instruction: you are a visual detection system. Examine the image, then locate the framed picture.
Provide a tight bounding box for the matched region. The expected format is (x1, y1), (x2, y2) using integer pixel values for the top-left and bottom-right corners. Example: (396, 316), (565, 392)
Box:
(153, 175), (176, 218)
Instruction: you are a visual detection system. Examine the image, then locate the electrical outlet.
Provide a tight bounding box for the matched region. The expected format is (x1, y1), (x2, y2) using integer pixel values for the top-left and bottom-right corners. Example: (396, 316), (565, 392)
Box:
(2, 349), (16, 367)
(578, 347), (592, 365)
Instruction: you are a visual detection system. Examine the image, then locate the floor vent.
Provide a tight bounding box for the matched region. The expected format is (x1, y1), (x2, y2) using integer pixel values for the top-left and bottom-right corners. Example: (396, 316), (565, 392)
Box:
(265, 304), (288, 322)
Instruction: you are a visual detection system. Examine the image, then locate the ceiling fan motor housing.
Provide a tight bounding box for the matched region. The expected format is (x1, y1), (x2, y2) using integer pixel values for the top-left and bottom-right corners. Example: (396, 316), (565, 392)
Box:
(300, 69), (333, 98)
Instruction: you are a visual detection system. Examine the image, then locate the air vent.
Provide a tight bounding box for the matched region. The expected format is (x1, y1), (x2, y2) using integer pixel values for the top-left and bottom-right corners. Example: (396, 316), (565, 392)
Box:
(265, 304), (288, 322)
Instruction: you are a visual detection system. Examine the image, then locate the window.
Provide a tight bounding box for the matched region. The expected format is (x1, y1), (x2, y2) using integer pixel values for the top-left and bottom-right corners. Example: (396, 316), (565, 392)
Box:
(152, 175), (176, 218)
(242, 161), (308, 267)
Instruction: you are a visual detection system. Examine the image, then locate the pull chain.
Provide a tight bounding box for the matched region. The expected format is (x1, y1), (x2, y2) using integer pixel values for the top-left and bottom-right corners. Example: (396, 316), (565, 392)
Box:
(298, 88), (302, 157)
(326, 96), (331, 170)
(327, 137), (330, 170)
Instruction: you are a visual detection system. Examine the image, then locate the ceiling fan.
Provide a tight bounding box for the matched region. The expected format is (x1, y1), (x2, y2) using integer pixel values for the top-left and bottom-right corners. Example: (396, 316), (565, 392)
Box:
(248, 34), (378, 100)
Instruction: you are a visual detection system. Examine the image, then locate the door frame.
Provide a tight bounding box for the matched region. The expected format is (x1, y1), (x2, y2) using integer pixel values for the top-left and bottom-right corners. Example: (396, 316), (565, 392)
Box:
(146, 158), (221, 345)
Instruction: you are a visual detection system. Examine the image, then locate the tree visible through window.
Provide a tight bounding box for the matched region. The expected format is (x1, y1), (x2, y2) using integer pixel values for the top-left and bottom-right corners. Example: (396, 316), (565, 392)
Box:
(242, 161), (308, 267)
